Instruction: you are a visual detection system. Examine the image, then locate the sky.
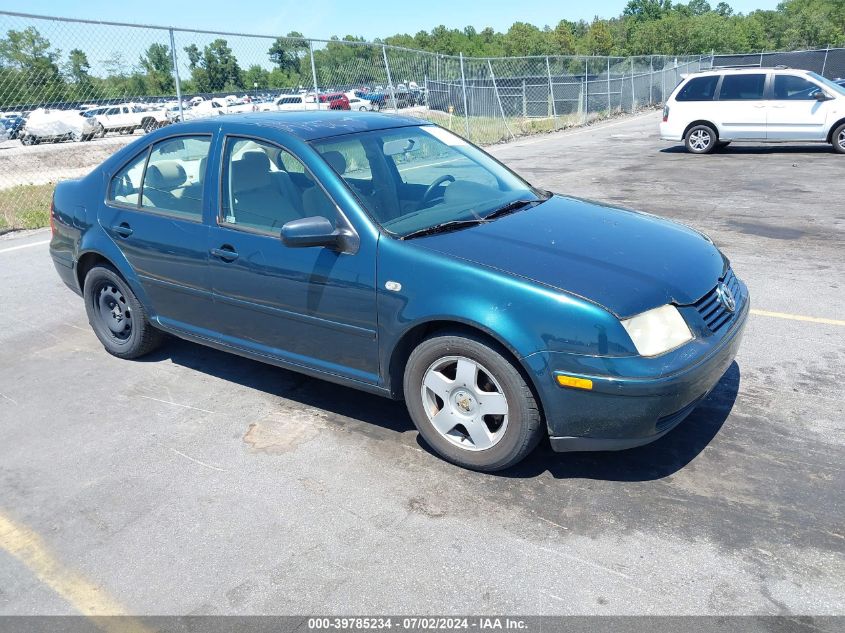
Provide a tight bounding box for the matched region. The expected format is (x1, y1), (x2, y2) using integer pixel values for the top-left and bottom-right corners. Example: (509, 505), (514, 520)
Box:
(11, 0), (783, 41)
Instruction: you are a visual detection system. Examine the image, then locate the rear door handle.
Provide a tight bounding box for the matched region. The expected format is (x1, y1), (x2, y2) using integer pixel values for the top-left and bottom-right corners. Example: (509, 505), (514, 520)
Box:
(210, 246), (239, 261)
(113, 223), (133, 238)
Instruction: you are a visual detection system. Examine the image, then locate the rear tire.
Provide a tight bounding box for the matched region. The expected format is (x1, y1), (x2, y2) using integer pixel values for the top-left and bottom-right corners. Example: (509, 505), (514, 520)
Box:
(403, 332), (543, 471)
(685, 124), (717, 154)
(832, 122), (845, 154)
(83, 264), (165, 359)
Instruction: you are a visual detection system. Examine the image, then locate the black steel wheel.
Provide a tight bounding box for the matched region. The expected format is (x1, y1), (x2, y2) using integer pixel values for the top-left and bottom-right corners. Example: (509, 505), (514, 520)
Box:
(84, 264), (165, 359)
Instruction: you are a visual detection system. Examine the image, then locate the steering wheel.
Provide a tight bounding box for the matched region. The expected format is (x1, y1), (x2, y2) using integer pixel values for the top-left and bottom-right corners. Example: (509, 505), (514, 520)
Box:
(420, 174), (455, 209)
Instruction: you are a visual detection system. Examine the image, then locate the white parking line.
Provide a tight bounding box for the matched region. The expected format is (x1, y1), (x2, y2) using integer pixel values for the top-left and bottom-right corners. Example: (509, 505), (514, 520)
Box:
(750, 309), (845, 327)
(0, 239), (50, 254)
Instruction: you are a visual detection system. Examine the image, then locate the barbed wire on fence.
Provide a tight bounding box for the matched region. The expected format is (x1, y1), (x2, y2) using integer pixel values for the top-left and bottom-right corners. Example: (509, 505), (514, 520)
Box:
(1, 10), (843, 230)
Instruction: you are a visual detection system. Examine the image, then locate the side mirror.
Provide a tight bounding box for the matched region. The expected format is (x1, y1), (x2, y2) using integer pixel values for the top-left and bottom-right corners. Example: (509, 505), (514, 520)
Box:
(281, 216), (359, 253)
(814, 90), (829, 101)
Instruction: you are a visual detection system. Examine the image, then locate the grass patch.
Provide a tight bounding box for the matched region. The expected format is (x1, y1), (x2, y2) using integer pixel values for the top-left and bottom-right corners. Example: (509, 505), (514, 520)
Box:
(413, 108), (618, 145)
(0, 183), (54, 231)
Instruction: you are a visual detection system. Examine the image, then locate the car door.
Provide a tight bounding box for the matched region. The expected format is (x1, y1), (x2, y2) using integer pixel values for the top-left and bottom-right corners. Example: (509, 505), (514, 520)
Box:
(99, 133), (217, 332)
(207, 135), (379, 383)
(99, 107), (120, 130)
(767, 73), (833, 141)
(714, 73), (768, 140)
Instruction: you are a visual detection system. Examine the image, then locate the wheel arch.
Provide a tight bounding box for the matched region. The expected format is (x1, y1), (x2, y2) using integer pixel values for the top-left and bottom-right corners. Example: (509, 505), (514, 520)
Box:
(74, 246), (155, 318)
(683, 120), (720, 140)
(386, 318), (547, 424)
(826, 117), (845, 143)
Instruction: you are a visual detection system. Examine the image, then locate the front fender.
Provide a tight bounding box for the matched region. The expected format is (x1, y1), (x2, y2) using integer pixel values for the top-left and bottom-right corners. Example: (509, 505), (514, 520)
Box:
(376, 236), (636, 394)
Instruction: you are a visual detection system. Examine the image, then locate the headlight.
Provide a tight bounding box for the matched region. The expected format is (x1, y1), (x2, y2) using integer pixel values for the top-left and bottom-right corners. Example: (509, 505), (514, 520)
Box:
(620, 305), (692, 357)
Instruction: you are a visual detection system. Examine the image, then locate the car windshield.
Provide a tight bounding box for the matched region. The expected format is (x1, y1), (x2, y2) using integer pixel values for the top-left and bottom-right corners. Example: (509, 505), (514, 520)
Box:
(808, 72), (845, 96)
(311, 125), (545, 238)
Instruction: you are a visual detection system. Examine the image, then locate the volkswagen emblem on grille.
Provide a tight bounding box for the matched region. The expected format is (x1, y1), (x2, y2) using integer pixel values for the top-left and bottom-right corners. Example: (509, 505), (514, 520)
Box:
(715, 283), (736, 313)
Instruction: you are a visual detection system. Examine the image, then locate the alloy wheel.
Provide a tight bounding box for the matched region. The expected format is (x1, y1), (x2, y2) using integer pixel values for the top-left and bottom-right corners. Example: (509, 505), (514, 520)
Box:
(420, 355), (509, 451)
(838, 129), (845, 151)
(689, 129), (711, 152)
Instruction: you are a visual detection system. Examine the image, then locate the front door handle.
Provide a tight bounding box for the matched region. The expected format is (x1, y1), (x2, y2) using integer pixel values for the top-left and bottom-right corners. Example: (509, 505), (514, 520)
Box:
(210, 246), (239, 261)
(113, 222), (133, 238)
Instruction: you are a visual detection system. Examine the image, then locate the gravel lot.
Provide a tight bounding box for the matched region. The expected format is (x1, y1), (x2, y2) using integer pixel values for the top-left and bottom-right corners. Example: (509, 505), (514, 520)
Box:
(0, 111), (843, 617)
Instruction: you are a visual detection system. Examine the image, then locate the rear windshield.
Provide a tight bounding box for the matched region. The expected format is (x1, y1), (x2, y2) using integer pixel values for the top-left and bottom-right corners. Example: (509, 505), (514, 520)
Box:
(676, 76), (719, 101)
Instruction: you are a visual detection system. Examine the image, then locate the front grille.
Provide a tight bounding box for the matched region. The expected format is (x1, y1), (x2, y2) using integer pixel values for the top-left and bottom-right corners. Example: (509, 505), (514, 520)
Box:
(693, 269), (742, 333)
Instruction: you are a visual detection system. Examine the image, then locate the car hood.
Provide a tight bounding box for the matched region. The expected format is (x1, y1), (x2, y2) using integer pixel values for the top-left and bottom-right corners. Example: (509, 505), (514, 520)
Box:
(413, 195), (726, 318)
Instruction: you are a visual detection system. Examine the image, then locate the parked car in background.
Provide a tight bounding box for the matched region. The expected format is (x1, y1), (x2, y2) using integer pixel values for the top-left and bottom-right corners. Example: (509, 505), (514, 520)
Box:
(346, 92), (375, 111)
(82, 103), (170, 135)
(20, 108), (101, 145)
(261, 94), (320, 112)
(319, 92), (351, 110)
(1, 114), (25, 140)
(660, 67), (845, 154)
(49, 111), (748, 471)
(355, 90), (385, 110)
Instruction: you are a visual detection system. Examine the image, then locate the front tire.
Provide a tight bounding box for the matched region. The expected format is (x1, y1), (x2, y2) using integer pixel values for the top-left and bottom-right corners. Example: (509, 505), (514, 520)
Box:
(832, 122), (845, 154)
(403, 333), (543, 471)
(84, 264), (165, 359)
(685, 124), (717, 154)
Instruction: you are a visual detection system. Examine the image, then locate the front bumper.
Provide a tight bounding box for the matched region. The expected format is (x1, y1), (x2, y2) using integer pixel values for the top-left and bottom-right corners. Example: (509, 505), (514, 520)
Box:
(524, 294), (749, 452)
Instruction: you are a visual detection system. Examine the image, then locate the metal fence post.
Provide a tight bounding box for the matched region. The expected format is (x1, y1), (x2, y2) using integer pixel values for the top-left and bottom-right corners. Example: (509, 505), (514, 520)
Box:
(821, 45), (830, 77)
(545, 56), (557, 125)
(459, 52), (470, 138)
(488, 59), (514, 140)
(649, 56), (653, 105)
(309, 40), (320, 110)
(382, 45), (398, 114)
(661, 56), (665, 103)
(631, 56), (636, 112)
(168, 29), (183, 121)
(606, 57), (611, 111)
(522, 79), (527, 117)
(584, 58), (588, 123)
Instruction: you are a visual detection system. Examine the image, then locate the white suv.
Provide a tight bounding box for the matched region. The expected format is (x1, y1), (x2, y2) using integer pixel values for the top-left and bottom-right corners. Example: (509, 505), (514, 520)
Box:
(660, 67), (845, 154)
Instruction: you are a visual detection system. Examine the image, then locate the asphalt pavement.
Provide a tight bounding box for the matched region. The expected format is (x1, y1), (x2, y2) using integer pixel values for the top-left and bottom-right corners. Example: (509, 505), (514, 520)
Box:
(0, 112), (842, 616)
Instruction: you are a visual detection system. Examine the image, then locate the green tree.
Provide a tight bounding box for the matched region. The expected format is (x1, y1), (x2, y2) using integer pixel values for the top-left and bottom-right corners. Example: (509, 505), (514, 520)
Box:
(0, 27), (64, 104)
(584, 19), (615, 55)
(139, 43), (174, 94)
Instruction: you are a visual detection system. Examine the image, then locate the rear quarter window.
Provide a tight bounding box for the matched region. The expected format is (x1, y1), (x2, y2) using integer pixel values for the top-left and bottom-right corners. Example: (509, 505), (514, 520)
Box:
(675, 76), (719, 101)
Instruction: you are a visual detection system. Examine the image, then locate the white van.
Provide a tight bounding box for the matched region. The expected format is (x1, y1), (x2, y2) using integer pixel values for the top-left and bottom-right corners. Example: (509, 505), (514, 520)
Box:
(660, 67), (845, 154)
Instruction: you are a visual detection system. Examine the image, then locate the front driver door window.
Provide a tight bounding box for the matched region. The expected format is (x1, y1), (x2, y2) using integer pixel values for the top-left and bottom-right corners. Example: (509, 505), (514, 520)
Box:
(768, 74), (831, 141)
(207, 135), (379, 382)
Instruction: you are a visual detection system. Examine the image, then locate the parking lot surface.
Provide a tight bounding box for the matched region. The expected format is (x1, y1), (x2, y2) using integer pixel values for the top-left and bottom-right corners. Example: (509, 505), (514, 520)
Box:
(0, 111), (843, 616)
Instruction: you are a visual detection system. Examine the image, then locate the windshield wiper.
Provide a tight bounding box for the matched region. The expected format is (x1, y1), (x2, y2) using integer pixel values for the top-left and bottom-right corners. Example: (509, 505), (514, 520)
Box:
(401, 218), (488, 240)
(401, 195), (551, 240)
(481, 198), (544, 221)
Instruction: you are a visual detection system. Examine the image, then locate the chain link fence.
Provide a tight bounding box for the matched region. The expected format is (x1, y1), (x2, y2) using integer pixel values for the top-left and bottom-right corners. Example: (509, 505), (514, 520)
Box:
(1, 10), (843, 231)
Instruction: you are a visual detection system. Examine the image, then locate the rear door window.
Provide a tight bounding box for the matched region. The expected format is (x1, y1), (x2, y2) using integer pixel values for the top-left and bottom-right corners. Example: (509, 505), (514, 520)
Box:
(719, 74), (766, 100)
(140, 136), (211, 220)
(108, 150), (148, 207)
(676, 76), (719, 101)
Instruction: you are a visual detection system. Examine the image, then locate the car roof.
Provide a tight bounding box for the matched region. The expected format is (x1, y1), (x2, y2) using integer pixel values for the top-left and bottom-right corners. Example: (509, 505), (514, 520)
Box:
(217, 111), (430, 141)
(693, 67), (811, 77)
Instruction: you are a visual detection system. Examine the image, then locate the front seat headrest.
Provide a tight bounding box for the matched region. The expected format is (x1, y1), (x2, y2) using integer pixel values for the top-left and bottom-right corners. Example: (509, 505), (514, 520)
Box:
(145, 161), (187, 190)
(321, 151), (347, 175)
